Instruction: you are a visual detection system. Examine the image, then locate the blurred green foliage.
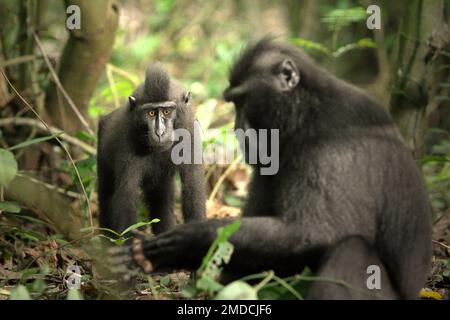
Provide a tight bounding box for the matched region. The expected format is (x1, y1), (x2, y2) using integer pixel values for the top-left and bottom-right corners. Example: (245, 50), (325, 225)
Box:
(321, 6), (367, 30)
(423, 140), (450, 213)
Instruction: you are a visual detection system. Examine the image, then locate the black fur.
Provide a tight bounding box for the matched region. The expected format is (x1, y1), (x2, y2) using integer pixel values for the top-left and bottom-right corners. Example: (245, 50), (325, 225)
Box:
(119, 40), (432, 299)
(97, 62), (206, 237)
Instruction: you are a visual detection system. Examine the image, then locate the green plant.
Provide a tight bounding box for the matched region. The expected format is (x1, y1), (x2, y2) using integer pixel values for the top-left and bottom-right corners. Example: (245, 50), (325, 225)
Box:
(291, 7), (375, 59)
(0, 133), (62, 213)
(422, 139), (450, 212)
(180, 220), (311, 300)
(82, 219), (160, 245)
(9, 285), (31, 300)
(181, 220), (241, 298)
(443, 259), (450, 279)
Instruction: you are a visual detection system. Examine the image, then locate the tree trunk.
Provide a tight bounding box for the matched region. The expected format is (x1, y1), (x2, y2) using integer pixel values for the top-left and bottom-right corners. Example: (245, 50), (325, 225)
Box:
(286, 0), (318, 39)
(45, 0), (119, 133)
(389, 0), (448, 157)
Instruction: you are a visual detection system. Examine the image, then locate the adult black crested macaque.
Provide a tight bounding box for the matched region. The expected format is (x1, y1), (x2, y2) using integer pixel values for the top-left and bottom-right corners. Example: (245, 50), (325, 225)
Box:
(97, 62), (205, 237)
(111, 39), (432, 299)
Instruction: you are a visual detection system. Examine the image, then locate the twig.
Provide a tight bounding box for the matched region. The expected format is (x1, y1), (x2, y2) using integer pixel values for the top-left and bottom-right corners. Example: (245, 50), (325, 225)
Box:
(0, 55), (35, 68)
(32, 32), (94, 136)
(272, 274), (303, 300)
(1, 70), (94, 229)
(432, 239), (450, 250)
(0, 117), (96, 155)
(254, 270), (274, 291)
(106, 64), (120, 109)
(204, 164), (217, 182)
(207, 155), (242, 204)
(107, 63), (140, 86)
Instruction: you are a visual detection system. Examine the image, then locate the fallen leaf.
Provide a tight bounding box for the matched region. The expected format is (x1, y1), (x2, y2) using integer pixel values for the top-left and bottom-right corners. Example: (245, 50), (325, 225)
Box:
(420, 288), (443, 300)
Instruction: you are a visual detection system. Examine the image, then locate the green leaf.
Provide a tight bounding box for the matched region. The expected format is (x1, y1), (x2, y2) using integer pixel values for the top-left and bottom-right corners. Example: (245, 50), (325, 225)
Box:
(112, 237), (129, 245)
(356, 38), (377, 48)
(216, 220), (241, 244)
(0, 148), (17, 187)
(19, 268), (40, 283)
(195, 222), (241, 297)
(8, 133), (62, 151)
(198, 220), (241, 273)
(81, 226), (121, 237)
(97, 234), (127, 244)
(97, 234), (131, 245)
(120, 219), (160, 236)
(75, 131), (97, 143)
(181, 285), (197, 298)
(32, 278), (46, 296)
(421, 155), (450, 164)
(333, 38), (376, 58)
(9, 285), (31, 300)
(160, 275), (171, 287)
(224, 194), (244, 208)
(0, 201), (21, 213)
(14, 229), (45, 242)
(67, 288), (83, 300)
(291, 38), (331, 56)
(321, 7), (367, 30)
(197, 276), (224, 295)
(4, 212), (48, 225)
(215, 281), (257, 300)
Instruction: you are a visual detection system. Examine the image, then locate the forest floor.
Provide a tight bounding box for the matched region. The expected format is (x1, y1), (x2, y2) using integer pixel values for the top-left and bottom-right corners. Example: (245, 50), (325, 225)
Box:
(0, 207), (449, 300)
(427, 214), (450, 299)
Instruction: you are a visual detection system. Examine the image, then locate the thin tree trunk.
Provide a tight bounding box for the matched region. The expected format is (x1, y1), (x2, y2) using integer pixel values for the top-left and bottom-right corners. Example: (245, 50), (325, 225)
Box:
(45, 0), (119, 133)
(389, 0), (447, 157)
(286, 0), (318, 39)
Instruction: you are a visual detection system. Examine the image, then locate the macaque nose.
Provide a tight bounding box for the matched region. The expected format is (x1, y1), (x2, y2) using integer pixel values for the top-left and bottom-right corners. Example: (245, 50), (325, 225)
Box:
(156, 115), (166, 137)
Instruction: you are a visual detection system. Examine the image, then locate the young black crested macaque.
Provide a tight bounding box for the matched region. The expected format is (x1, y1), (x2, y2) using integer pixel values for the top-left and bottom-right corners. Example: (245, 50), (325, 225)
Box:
(97, 62), (205, 237)
(111, 39), (432, 299)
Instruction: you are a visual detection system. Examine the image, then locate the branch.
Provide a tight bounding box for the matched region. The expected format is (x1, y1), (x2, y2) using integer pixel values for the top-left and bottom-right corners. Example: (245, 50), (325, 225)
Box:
(0, 117), (96, 155)
(33, 32), (94, 135)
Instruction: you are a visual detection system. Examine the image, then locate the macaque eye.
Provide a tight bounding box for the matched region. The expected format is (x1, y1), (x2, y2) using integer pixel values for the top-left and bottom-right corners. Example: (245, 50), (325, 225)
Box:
(148, 110), (156, 117)
(163, 109), (172, 116)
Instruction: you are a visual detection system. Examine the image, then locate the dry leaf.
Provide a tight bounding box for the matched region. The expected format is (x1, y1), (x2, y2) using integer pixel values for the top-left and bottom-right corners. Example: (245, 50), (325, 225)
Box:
(420, 288), (443, 300)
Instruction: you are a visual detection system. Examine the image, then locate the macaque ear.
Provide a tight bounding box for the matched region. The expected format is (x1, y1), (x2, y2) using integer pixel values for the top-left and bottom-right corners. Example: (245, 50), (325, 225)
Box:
(129, 96), (136, 108)
(183, 91), (191, 104)
(277, 59), (300, 91)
